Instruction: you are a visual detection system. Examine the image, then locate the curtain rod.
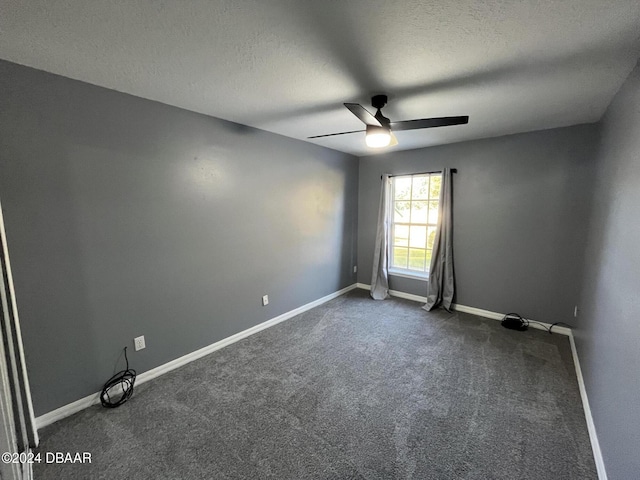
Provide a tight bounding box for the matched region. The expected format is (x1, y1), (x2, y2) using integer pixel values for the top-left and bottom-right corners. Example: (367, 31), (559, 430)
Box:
(382, 169), (457, 180)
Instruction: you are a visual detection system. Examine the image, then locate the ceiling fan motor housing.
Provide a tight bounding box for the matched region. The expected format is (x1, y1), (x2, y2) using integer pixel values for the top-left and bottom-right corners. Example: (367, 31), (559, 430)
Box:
(372, 95), (390, 126)
(371, 94), (388, 110)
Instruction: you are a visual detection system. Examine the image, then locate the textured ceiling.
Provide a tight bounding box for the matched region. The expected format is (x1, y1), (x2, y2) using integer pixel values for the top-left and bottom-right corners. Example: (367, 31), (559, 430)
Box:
(1, 0), (640, 156)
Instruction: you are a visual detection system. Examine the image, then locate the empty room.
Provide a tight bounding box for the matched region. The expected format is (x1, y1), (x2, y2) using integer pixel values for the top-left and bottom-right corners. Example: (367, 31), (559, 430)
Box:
(1, 1), (639, 479)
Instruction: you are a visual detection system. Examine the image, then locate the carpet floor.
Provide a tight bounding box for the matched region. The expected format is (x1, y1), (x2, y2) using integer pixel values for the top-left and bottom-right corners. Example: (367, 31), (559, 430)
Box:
(33, 289), (596, 479)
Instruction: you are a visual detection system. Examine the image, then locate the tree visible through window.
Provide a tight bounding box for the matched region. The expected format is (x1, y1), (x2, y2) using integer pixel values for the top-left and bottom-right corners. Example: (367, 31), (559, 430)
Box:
(390, 173), (441, 276)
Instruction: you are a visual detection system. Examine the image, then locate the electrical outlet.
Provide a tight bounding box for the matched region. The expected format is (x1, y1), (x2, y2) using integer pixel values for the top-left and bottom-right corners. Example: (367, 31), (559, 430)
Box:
(134, 335), (146, 351)
(353, 266), (357, 273)
(262, 295), (269, 306)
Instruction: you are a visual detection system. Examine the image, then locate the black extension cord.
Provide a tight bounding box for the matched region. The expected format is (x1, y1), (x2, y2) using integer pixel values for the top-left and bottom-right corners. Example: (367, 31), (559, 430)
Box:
(100, 347), (136, 408)
(501, 313), (573, 334)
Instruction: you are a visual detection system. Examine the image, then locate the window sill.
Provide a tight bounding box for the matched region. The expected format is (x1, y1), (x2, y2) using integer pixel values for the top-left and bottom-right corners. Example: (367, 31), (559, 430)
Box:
(388, 269), (430, 282)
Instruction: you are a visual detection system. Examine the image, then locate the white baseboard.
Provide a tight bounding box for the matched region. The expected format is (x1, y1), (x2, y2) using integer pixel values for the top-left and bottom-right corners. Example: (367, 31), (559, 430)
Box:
(356, 283), (606, 479)
(35, 392), (103, 430)
(35, 283), (358, 429)
(450, 303), (503, 320)
(568, 333), (608, 480)
(356, 283), (429, 304)
(452, 304), (572, 336)
(356, 284), (571, 336)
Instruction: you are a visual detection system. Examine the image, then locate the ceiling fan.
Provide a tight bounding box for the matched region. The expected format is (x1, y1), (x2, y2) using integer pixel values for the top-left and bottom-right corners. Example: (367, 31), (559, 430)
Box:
(308, 95), (469, 148)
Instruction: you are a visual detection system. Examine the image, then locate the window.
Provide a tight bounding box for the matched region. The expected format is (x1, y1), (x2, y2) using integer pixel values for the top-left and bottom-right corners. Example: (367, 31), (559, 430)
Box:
(389, 173), (441, 278)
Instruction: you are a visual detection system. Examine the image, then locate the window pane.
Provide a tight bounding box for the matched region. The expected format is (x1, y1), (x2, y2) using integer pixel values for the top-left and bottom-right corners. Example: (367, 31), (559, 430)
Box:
(391, 174), (441, 275)
(427, 201), (439, 225)
(393, 224), (409, 246)
(410, 201), (428, 223)
(408, 248), (426, 271)
(392, 247), (408, 269)
(412, 176), (429, 199)
(394, 201), (410, 223)
(394, 177), (412, 200)
(427, 226), (437, 249)
(429, 175), (442, 199)
(409, 225), (427, 248)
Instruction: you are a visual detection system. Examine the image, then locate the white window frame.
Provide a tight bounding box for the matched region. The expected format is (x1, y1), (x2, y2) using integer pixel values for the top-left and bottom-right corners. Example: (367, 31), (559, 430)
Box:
(388, 173), (441, 281)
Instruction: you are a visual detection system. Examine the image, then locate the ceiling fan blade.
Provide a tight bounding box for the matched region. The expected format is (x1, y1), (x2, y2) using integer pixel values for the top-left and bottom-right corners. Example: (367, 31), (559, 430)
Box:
(390, 116), (469, 131)
(389, 132), (398, 146)
(344, 103), (383, 127)
(307, 129), (364, 139)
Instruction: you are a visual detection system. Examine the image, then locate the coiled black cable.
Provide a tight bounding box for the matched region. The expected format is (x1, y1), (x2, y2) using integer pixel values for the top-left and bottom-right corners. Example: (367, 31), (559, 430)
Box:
(501, 313), (574, 334)
(100, 347), (136, 408)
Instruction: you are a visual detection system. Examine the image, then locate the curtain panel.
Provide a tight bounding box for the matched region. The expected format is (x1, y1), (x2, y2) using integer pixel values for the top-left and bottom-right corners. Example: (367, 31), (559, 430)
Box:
(423, 168), (455, 311)
(370, 174), (391, 300)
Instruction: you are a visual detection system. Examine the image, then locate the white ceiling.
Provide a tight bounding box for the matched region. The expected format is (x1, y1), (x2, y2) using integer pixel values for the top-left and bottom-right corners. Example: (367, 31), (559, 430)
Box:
(1, 0), (640, 156)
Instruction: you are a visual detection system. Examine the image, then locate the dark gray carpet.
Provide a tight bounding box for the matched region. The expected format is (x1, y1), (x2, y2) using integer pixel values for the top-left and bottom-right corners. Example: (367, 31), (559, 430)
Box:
(34, 289), (596, 479)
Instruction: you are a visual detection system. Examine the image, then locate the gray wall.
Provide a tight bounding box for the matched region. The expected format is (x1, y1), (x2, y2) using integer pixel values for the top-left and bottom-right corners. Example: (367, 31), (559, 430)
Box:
(358, 125), (599, 325)
(575, 60), (640, 480)
(0, 60), (358, 416)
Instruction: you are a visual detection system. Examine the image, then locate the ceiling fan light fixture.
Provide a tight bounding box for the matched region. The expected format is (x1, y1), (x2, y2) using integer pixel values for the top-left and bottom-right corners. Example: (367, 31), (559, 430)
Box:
(365, 125), (391, 148)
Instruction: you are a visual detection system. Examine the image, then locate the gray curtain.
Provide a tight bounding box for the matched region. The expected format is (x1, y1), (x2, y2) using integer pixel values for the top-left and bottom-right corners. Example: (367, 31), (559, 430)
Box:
(370, 174), (391, 300)
(423, 168), (455, 311)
